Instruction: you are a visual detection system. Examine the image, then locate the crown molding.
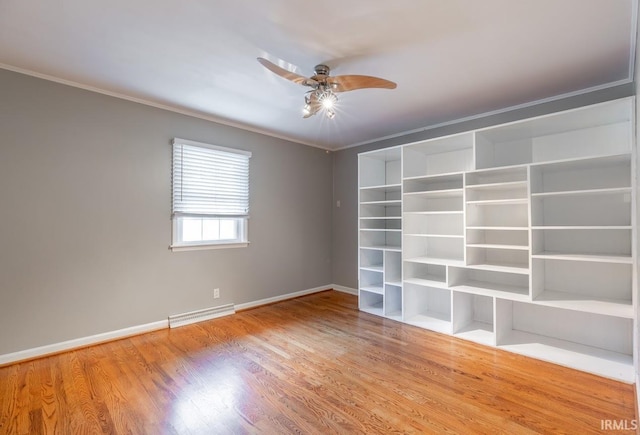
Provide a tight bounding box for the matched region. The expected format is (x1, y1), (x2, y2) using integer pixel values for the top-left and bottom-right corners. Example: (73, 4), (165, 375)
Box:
(0, 63), (334, 151)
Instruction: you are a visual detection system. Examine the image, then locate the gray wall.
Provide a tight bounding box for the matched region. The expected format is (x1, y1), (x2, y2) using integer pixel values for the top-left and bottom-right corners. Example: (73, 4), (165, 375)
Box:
(332, 83), (635, 289)
(0, 69), (333, 355)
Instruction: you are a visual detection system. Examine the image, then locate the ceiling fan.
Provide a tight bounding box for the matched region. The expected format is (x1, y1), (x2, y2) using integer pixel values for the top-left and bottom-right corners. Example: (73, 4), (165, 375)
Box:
(257, 57), (397, 119)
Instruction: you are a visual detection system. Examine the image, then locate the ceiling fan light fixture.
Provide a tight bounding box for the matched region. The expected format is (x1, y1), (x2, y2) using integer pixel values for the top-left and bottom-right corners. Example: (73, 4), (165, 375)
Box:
(302, 103), (311, 116)
(319, 91), (337, 110)
(257, 57), (396, 121)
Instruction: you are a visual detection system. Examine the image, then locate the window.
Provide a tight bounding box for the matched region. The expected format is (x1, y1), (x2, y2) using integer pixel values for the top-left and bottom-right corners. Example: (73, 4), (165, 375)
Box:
(171, 138), (251, 250)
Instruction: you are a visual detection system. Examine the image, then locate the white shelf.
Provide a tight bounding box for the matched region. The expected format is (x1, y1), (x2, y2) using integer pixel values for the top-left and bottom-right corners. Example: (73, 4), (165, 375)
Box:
(385, 280), (403, 287)
(361, 245), (402, 252)
(360, 216), (401, 220)
(533, 290), (633, 318)
(403, 277), (448, 289)
(404, 211), (463, 215)
(531, 186), (631, 198)
(466, 180), (528, 190)
(403, 172), (465, 182)
(360, 285), (384, 295)
(403, 188), (463, 198)
(360, 200), (402, 205)
(404, 312), (451, 334)
(466, 198), (528, 205)
(531, 226), (632, 230)
(467, 226), (528, 231)
(467, 244), (529, 251)
(454, 321), (494, 346)
(360, 265), (383, 273)
(360, 228), (402, 232)
(360, 183), (402, 191)
(404, 233), (464, 238)
(498, 330), (633, 382)
(464, 263), (529, 275)
(450, 282), (530, 302)
(531, 252), (632, 264)
(529, 152), (631, 171)
(404, 256), (465, 267)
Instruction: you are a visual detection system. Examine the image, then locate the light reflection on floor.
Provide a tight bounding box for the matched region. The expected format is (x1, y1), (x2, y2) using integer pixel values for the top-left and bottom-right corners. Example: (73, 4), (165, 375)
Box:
(169, 358), (250, 433)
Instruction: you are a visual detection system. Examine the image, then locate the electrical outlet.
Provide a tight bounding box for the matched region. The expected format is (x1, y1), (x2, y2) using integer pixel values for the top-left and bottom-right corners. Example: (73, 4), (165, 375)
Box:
(213, 288), (220, 299)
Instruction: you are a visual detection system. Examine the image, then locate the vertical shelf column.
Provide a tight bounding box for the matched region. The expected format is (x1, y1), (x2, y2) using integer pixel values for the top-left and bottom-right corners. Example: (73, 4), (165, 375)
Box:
(358, 147), (402, 317)
(401, 133), (473, 334)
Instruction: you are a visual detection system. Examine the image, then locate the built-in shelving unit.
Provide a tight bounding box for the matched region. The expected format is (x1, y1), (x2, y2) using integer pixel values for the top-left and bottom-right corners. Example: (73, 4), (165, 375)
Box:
(358, 148), (403, 317)
(358, 97), (636, 382)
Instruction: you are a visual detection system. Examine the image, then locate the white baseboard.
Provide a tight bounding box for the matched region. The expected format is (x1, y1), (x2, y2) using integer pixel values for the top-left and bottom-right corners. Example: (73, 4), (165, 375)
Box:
(0, 320), (168, 366)
(234, 284), (333, 311)
(332, 284), (358, 295)
(0, 283), (350, 366)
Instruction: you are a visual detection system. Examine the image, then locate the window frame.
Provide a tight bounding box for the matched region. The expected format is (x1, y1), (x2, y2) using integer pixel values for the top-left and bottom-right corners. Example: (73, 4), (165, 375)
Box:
(170, 138), (251, 251)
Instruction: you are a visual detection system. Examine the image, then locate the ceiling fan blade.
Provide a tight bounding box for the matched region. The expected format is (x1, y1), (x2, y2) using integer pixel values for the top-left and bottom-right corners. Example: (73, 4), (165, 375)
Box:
(329, 75), (397, 92)
(257, 57), (316, 86)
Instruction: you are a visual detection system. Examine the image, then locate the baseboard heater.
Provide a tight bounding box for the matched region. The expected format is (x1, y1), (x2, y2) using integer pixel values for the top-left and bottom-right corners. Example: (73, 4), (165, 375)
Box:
(168, 303), (236, 328)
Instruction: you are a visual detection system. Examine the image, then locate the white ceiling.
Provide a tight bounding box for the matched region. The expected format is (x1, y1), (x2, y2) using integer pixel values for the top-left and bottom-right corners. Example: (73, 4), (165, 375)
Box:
(0, 1), (635, 150)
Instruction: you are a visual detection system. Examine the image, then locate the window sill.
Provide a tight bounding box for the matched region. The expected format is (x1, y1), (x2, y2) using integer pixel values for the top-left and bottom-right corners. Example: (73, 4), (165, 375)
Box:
(170, 242), (249, 252)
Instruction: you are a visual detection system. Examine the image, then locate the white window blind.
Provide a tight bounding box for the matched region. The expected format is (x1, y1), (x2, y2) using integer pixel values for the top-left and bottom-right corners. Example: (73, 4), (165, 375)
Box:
(172, 138), (251, 218)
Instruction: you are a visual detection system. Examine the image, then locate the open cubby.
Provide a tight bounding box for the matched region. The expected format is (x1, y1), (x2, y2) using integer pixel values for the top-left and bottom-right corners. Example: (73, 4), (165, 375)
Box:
(495, 299), (633, 381)
(403, 282), (452, 334)
(466, 228), (529, 249)
(360, 218), (402, 230)
(360, 203), (401, 219)
(452, 292), (494, 345)
(360, 230), (401, 251)
(359, 269), (383, 294)
(465, 166), (527, 186)
(404, 236), (464, 263)
(403, 191), (463, 212)
(359, 147), (402, 188)
(475, 99), (632, 169)
(360, 184), (402, 203)
(403, 133), (473, 178)
(449, 267), (529, 301)
(531, 228), (631, 260)
(404, 212), (463, 236)
(359, 290), (384, 316)
(466, 202), (528, 228)
(531, 191), (630, 227)
(465, 166), (528, 202)
(403, 173), (463, 193)
(404, 261), (447, 288)
(465, 183), (528, 202)
(384, 284), (403, 321)
(531, 259), (632, 318)
(384, 251), (402, 286)
(360, 248), (383, 272)
(530, 154), (631, 194)
(466, 246), (529, 274)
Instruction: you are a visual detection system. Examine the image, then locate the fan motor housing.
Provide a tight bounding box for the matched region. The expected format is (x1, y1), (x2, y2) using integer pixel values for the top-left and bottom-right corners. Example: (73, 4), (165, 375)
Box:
(314, 64), (330, 76)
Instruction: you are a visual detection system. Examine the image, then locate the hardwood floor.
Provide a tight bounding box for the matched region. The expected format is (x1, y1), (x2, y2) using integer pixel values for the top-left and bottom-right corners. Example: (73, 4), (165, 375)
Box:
(0, 290), (636, 434)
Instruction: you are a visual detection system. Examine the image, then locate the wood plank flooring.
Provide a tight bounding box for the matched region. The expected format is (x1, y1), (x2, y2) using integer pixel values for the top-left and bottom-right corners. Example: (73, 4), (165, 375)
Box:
(0, 290), (636, 434)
